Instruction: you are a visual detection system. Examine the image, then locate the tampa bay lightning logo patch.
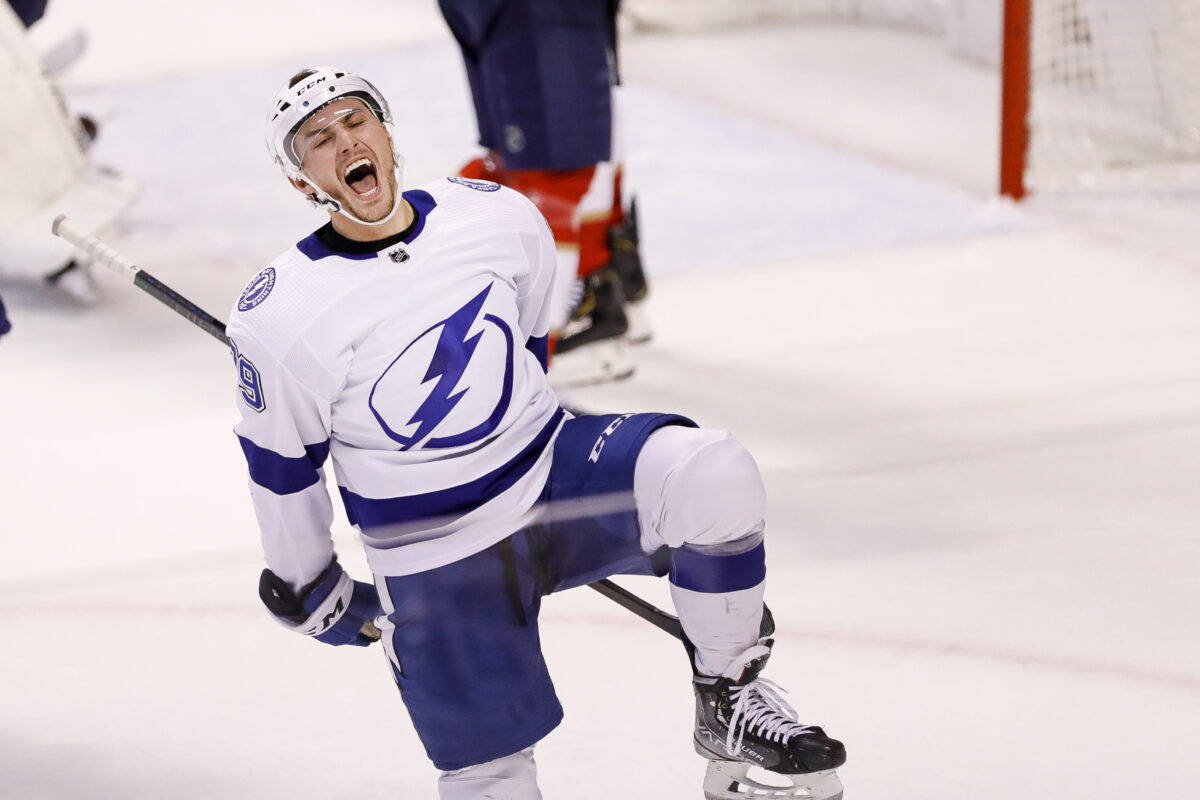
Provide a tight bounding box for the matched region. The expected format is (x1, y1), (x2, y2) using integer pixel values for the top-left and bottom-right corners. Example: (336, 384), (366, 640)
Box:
(238, 267), (276, 311)
(369, 284), (515, 451)
(447, 177), (501, 192)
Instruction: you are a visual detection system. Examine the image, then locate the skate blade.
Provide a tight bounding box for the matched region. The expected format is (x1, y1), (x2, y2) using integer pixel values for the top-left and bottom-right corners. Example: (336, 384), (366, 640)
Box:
(548, 338), (635, 388)
(702, 761), (843, 800)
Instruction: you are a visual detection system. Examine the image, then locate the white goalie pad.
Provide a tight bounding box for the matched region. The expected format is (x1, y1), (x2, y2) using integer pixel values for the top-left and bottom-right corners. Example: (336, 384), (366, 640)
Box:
(0, 3), (137, 279)
(2, 165), (139, 279)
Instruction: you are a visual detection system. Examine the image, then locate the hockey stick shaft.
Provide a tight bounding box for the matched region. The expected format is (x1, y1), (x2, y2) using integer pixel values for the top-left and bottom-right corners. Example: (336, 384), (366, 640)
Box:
(50, 216), (684, 642)
(52, 215), (230, 344)
(588, 580), (683, 639)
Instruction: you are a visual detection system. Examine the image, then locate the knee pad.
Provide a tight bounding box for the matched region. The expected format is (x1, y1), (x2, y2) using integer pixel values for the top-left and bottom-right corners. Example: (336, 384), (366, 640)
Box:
(634, 426), (766, 552)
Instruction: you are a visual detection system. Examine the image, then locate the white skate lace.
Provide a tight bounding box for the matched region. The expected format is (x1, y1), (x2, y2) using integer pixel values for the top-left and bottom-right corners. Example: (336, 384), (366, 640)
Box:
(725, 679), (814, 758)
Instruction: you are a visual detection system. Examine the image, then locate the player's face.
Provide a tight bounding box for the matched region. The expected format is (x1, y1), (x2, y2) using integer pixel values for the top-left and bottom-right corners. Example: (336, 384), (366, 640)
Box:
(293, 98), (397, 222)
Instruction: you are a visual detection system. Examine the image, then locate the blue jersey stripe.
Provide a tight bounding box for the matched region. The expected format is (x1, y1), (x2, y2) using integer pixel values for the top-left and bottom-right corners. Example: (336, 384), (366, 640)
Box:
(342, 407), (565, 531)
(525, 334), (548, 372)
(238, 435), (330, 496)
(669, 541), (766, 594)
(402, 190), (436, 243)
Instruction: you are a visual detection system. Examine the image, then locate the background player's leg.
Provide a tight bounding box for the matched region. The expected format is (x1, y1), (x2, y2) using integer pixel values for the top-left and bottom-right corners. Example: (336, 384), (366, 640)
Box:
(439, 0), (612, 172)
(439, 747), (541, 800)
(436, 0), (504, 157)
(438, 0), (634, 384)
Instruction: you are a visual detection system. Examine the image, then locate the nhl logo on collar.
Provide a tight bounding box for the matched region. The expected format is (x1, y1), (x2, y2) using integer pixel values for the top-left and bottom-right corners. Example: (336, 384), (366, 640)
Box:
(387, 246), (410, 264)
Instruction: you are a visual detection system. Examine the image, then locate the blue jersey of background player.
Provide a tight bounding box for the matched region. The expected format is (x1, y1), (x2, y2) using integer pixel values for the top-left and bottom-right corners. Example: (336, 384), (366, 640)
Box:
(0, 293), (11, 339)
(236, 67), (845, 800)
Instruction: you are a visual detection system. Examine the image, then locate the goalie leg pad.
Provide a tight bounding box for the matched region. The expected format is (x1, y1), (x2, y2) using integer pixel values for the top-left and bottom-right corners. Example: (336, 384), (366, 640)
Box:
(259, 558), (381, 647)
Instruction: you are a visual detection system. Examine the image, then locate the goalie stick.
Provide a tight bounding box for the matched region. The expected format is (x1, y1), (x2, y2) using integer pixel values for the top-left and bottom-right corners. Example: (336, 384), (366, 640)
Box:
(50, 215), (686, 642)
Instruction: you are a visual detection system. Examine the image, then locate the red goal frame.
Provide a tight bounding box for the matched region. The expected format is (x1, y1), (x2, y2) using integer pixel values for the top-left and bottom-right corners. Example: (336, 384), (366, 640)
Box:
(999, 0), (1031, 199)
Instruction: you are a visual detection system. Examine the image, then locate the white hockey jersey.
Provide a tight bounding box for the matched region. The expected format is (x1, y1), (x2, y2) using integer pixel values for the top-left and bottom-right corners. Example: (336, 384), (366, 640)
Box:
(227, 178), (561, 588)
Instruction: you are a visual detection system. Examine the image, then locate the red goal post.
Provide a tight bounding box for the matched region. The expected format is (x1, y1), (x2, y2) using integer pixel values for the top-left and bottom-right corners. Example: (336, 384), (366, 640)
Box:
(620, 1), (1200, 199)
(1000, 0), (1200, 199)
(1000, 0), (1031, 199)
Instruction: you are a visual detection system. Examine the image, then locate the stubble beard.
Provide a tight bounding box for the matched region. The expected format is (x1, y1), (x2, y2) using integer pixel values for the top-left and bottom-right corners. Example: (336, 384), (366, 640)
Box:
(335, 168), (396, 223)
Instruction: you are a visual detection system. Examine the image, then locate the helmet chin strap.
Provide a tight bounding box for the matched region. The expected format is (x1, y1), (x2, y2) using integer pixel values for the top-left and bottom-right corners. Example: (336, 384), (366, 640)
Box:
(300, 145), (407, 229)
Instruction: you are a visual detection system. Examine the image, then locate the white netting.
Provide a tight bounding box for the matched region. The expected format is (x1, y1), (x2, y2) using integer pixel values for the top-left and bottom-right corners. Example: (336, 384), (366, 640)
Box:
(620, 0), (948, 34)
(620, 0), (1200, 196)
(1025, 0), (1200, 192)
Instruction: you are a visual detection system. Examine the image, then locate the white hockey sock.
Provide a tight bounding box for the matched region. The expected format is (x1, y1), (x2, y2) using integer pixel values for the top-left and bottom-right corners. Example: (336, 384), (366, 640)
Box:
(438, 747), (541, 800)
(673, 578), (766, 677)
(670, 533), (767, 677)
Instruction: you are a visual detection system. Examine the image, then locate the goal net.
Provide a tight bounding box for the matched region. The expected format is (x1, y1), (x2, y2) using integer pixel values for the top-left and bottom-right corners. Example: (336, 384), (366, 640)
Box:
(620, 0), (1200, 197)
(1015, 0), (1200, 194)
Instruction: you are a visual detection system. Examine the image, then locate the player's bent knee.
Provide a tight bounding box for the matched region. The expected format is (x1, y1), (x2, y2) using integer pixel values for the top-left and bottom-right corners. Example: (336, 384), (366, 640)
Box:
(635, 425), (766, 552)
(438, 747), (541, 800)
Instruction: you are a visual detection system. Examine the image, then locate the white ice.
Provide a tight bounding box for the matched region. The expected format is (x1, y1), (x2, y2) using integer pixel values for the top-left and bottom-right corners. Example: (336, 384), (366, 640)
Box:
(2, 3), (1199, 799)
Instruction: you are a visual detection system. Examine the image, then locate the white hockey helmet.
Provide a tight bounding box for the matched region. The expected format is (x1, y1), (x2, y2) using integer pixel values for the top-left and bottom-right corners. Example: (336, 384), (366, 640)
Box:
(265, 66), (406, 225)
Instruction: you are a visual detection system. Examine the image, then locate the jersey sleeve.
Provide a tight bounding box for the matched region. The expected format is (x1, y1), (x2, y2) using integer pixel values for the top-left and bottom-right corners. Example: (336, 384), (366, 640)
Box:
(513, 195), (557, 371)
(228, 325), (336, 592)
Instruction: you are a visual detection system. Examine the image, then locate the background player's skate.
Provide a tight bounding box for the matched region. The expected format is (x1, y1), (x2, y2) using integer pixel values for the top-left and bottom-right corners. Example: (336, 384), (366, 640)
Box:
(548, 261), (635, 388)
(457, 152), (638, 386)
(608, 190), (651, 345)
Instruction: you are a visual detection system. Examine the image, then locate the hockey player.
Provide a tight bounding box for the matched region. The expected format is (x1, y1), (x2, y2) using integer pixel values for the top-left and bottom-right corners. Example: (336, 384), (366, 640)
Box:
(438, 0), (651, 387)
(231, 67), (845, 800)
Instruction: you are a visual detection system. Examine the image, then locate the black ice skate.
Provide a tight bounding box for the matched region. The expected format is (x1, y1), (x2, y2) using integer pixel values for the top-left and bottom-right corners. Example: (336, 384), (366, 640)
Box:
(548, 268), (634, 387)
(692, 639), (846, 800)
(608, 197), (651, 345)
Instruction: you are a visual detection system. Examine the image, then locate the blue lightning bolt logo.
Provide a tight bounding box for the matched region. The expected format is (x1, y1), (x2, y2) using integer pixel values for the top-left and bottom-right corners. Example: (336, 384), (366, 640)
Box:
(372, 285), (498, 450)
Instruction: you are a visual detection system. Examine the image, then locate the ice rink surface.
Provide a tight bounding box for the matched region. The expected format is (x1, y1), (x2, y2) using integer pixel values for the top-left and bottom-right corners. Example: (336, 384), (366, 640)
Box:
(3, 2), (1199, 798)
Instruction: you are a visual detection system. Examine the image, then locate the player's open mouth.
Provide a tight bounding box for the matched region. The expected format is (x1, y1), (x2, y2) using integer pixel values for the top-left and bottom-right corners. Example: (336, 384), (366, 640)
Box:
(343, 157), (380, 198)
